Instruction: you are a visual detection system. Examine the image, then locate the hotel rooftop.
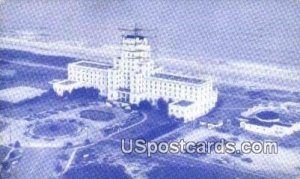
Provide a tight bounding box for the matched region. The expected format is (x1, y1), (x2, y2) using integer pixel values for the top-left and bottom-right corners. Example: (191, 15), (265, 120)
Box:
(75, 61), (113, 70)
(125, 34), (145, 39)
(173, 100), (194, 107)
(60, 80), (77, 86)
(151, 73), (204, 85)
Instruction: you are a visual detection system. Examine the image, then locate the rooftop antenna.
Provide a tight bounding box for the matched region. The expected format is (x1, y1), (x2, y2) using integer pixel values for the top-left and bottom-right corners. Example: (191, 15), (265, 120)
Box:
(118, 23), (155, 38)
(118, 24), (157, 51)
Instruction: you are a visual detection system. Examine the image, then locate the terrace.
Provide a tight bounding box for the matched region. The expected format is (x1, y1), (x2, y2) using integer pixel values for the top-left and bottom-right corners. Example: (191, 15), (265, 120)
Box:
(60, 80), (77, 86)
(75, 62), (113, 70)
(152, 73), (204, 85)
(173, 100), (193, 107)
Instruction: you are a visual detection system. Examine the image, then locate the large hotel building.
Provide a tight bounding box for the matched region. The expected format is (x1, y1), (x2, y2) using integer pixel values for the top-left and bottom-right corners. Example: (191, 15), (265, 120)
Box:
(53, 32), (218, 122)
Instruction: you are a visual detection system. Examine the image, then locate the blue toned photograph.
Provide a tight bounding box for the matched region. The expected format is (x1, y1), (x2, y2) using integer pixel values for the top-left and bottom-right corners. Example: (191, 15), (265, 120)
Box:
(0, 0), (300, 179)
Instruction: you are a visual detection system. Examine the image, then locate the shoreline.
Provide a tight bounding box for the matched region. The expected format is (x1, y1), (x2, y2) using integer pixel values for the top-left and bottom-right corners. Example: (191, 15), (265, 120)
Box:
(1, 39), (299, 93)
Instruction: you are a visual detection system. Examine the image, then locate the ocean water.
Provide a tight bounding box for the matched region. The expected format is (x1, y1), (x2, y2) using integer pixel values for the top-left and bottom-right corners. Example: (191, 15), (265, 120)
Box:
(1, 0), (300, 67)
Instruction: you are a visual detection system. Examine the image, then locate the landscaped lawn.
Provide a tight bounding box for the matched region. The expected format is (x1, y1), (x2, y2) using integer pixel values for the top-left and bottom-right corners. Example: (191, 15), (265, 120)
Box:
(80, 110), (115, 122)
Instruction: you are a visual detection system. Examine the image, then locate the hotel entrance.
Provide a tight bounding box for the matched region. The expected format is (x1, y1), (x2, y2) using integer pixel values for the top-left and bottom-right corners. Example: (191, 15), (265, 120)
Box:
(118, 91), (130, 103)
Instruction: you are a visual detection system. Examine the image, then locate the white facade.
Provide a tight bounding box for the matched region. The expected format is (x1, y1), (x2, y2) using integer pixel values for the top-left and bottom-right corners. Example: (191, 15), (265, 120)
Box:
(53, 79), (83, 96)
(68, 61), (112, 96)
(53, 33), (218, 122)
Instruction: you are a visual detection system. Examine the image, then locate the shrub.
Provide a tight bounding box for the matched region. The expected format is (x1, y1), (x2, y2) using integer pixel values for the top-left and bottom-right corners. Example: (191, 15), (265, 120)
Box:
(84, 139), (91, 145)
(58, 153), (70, 161)
(241, 157), (253, 163)
(9, 151), (18, 159)
(1, 161), (10, 170)
(67, 87), (100, 100)
(55, 163), (63, 173)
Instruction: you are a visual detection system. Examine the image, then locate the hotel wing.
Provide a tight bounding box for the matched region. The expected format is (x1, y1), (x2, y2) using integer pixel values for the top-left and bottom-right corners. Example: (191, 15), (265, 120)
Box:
(53, 32), (218, 122)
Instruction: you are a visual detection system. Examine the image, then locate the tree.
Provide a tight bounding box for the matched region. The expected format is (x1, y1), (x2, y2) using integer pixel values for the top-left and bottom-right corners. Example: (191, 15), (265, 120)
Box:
(63, 142), (73, 149)
(130, 104), (138, 110)
(62, 87), (100, 100)
(62, 91), (70, 98)
(1, 161), (10, 170)
(55, 163), (63, 173)
(9, 151), (17, 159)
(70, 87), (99, 99)
(14, 141), (21, 148)
(138, 100), (152, 110)
(157, 98), (168, 113)
(84, 139), (91, 145)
